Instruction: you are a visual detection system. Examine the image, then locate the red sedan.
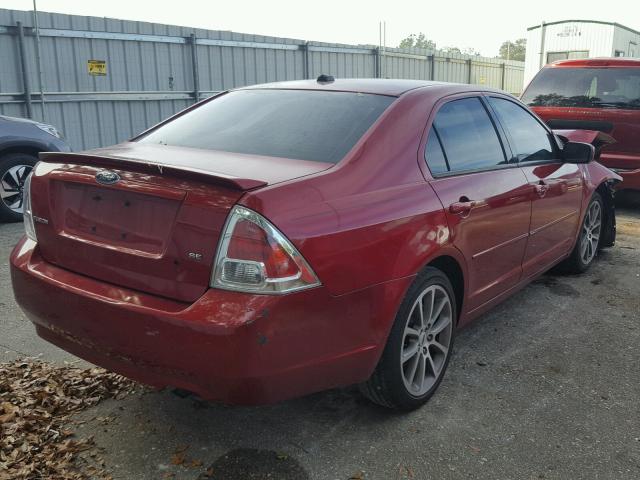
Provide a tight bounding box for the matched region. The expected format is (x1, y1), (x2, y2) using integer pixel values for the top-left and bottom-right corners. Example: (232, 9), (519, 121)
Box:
(11, 78), (621, 410)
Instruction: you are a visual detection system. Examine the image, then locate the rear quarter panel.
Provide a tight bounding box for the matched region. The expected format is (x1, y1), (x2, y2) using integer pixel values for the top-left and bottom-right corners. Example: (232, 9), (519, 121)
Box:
(241, 88), (459, 298)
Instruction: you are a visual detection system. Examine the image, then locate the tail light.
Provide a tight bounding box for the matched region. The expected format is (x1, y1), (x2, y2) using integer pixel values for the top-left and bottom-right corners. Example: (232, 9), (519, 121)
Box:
(211, 206), (321, 294)
(23, 173), (37, 242)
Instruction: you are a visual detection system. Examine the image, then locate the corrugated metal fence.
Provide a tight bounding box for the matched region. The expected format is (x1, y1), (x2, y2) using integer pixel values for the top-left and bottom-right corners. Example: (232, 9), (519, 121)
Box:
(0, 8), (525, 151)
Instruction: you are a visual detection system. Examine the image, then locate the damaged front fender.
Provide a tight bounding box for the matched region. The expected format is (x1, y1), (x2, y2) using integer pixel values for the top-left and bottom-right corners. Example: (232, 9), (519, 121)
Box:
(583, 161), (622, 249)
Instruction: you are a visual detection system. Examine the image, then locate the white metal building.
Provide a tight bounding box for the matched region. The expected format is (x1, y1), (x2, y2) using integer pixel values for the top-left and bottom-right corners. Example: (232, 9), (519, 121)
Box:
(524, 20), (640, 85)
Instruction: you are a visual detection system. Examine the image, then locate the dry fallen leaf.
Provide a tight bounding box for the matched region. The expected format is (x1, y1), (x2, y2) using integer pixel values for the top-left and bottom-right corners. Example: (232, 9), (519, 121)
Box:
(0, 358), (139, 479)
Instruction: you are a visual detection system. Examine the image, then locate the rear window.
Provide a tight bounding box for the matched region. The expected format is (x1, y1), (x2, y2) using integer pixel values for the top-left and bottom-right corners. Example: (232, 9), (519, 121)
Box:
(424, 128), (449, 175)
(138, 89), (394, 163)
(432, 97), (506, 173)
(522, 67), (640, 109)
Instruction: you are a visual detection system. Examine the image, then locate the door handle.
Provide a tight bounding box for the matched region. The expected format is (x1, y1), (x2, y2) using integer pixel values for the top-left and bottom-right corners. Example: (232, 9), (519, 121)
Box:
(449, 199), (476, 216)
(534, 181), (549, 198)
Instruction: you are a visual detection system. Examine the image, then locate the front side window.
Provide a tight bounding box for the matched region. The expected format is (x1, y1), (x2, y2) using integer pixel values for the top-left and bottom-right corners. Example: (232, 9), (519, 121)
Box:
(432, 97), (506, 173)
(521, 67), (640, 109)
(139, 90), (395, 164)
(488, 97), (555, 163)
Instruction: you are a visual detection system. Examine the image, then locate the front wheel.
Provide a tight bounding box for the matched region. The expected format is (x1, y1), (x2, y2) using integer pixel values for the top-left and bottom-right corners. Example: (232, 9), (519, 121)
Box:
(560, 192), (603, 274)
(0, 153), (38, 222)
(360, 268), (456, 410)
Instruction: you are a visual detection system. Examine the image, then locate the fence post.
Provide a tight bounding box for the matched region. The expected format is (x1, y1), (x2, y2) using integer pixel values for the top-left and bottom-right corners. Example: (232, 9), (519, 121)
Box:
(302, 41), (310, 79)
(190, 33), (200, 104)
(467, 58), (472, 84)
(31, 6), (46, 121)
(501, 63), (507, 91)
(429, 54), (435, 80)
(16, 21), (33, 119)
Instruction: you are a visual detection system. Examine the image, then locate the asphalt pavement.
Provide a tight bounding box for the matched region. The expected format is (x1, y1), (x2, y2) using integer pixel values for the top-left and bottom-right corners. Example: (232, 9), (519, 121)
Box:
(1, 207), (639, 479)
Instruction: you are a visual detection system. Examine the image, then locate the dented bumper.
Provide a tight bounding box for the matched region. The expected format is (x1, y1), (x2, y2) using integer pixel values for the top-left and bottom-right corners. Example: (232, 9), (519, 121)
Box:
(10, 237), (398, 405)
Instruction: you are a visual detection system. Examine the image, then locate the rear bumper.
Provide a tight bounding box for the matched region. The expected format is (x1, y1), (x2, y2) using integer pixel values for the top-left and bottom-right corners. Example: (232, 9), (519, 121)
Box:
(10, 237), (408, 405)
(600, 153), (640, 191)
(611, 168), (640, 191)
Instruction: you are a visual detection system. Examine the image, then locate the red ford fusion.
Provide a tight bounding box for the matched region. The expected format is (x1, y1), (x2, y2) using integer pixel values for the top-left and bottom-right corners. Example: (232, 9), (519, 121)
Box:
(522, 58), (640, 191)
(11, 78), (621, 410)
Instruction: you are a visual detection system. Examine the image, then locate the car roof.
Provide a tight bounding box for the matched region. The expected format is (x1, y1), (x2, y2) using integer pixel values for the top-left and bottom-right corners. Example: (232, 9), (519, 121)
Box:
(237, 78), (505, 97)
(0, 114), (38, 125)
(548, 57), (640, 68)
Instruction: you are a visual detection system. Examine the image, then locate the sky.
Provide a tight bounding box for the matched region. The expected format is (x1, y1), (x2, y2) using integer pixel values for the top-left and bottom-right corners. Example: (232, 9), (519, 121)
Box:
(2, 0), (639, 57)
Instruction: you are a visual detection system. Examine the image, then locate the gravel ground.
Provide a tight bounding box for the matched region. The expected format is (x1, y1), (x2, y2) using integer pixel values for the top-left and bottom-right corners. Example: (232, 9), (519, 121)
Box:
(1, 207), (639, 480)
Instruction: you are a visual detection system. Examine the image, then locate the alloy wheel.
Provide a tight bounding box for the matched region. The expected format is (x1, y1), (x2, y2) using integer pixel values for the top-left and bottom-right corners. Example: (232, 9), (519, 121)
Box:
(401, 284), (453, 396)
(580, 200), (602, 265)
(0, 164), (33, 214)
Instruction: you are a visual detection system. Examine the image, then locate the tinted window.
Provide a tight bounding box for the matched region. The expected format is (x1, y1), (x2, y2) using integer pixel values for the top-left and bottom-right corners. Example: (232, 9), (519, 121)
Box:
(139, 90), (394, 163)
(521, 67), (640, 109)
(433, 97), (506, 172)
(424, 128), (449, 175)
(488, 97), (554, 162)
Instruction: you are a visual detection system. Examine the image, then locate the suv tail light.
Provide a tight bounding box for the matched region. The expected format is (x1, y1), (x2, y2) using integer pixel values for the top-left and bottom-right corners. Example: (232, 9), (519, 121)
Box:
(211, 206), (321, 294)
(23, 173), (37, 242)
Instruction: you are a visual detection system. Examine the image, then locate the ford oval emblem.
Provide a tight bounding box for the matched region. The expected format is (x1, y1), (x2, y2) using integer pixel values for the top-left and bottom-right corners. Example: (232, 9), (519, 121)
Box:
(95, 170), (120, 185)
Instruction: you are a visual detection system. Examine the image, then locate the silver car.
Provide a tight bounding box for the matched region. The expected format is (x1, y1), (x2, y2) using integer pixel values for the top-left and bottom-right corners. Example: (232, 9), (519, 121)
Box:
(0, 115), (71, 222)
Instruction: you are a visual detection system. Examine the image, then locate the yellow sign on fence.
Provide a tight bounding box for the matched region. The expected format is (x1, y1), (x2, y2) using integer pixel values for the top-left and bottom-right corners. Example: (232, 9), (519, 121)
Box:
(87, 60), (107, 76)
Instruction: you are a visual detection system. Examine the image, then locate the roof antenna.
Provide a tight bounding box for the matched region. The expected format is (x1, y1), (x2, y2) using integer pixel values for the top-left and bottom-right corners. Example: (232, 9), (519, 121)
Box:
(317, 74), (335, 84)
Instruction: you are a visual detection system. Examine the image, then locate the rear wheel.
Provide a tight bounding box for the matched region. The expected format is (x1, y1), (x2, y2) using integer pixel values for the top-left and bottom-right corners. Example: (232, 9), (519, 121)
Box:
(0, 153), (37, 222)
(560, 192), (603, 274)
(360, 267), (456, 410)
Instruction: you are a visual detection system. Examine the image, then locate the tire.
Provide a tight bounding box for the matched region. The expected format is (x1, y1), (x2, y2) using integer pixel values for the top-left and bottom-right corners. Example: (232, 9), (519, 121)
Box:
(0, 153), (38, 222)
(559, 192), (604, 274)
(360, 267), (457, 410)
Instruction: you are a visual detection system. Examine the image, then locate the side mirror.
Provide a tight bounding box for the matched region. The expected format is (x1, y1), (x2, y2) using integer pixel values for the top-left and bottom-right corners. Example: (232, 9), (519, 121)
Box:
(562, 141), (595, 164)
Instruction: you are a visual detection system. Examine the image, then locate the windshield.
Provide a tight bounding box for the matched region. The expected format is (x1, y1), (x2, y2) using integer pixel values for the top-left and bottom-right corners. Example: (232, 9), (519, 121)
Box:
(138, 89), (395, 163)
(521, 67), (640, 109)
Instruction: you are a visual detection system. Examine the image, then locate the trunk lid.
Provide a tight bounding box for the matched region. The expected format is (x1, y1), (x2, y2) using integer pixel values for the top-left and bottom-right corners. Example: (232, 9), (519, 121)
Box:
(30, 143), (331, 303)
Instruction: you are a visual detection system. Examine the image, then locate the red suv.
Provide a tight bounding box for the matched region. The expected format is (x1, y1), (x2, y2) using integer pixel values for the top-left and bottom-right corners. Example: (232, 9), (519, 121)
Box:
(522, 58), (640, 191)
(11, 79), (620, 410)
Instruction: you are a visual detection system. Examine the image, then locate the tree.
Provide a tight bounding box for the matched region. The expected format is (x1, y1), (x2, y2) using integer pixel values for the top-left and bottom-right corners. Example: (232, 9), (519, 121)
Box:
(440, 46), (461, 55)
(398, 33), (436, 50)
(499, 38), (526, 61)
(461, 47), (481, 56)
(398, 34), (482, 56)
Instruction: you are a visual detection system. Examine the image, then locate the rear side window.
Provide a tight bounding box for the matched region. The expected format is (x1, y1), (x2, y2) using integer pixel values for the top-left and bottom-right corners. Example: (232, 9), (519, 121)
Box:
(424, 128), (449, 175)
(138, 90), (394, 164)
(521, 67), (640, 109)
(432, 97), (506, 173)
(487, 97), (555, 162)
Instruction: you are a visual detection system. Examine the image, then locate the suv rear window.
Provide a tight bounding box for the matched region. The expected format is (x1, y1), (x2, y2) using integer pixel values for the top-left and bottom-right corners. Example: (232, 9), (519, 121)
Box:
(138, 90), (394, 163)
(522, 67), (640, 109)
